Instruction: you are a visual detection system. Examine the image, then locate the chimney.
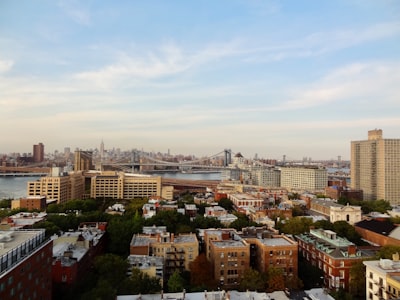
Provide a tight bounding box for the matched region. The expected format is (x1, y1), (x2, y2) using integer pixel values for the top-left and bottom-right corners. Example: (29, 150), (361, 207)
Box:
(348, 245), (357, 256)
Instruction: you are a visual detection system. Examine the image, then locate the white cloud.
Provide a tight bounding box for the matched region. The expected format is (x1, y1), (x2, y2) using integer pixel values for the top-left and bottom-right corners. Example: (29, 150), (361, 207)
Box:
(58, 0), (91, 25)
(0, 59), (13, 73)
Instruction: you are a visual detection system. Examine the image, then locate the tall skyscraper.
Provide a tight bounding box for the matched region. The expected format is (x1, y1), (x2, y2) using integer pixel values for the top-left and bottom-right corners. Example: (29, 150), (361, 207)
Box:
(351, 129), (400, 205)
(33, 142), (44, 163)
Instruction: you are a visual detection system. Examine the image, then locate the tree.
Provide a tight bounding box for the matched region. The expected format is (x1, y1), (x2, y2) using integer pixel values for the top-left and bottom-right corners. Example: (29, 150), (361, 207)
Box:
(218, 198), (234, 211)
(375, 245), (400, 259)
(266, 267), (285, 292)
(167, 270), (185, 292)
(278, 217), (313, 235)
(333, 221), (363, 244)
(129, 268), (162, 294)
(93, 254), (128, 288)
(349, 260), (366, 299)
(189, 253), (217, 290)
(238, 268), (266, 292)
(191, 215), (223, 230)
(313, 219), (334, 231)
(230, 213), (258, 231)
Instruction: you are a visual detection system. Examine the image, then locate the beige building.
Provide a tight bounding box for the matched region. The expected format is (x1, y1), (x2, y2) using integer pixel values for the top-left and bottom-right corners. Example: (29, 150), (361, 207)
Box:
(310, 198), (362, 225)
(27, 168), (85, 204)
(280, 166), (327, 192)
(90, 172), (163, 200)
(351, 129), (400, 205)
(130, 227), (198, 279)
(364, 256), (400, 300)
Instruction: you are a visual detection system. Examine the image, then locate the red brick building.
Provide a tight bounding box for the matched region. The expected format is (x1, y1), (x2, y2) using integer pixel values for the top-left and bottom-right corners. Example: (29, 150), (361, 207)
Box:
(52, 222), (107, 296)
(0, 229), (53, 300)
(296, 228), (375, 291)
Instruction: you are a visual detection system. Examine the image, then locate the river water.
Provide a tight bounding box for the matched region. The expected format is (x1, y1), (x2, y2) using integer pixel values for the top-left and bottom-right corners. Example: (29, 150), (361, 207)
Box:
(0, 172), (222, 200)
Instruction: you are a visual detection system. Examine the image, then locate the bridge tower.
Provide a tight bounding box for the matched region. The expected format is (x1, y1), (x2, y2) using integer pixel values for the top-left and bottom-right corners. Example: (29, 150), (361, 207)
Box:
(131, 150), (141, 172)
(223, 149), (232, 167)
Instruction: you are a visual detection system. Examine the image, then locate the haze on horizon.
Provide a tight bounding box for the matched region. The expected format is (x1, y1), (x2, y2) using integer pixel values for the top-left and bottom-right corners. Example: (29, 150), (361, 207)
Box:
(1, 1), (399, 160)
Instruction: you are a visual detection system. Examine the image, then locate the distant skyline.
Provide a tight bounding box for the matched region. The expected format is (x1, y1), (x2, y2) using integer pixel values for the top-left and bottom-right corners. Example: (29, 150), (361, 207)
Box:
(1, 1), (400, 160)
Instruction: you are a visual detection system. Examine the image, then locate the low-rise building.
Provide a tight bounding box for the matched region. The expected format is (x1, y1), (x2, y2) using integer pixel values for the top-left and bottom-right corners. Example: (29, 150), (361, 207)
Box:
(130, 227), (198, 281)
(364, 256), (400, 300)
(310, 198), (362, 225)
(11, 195), (47, 211)
(296, 228), (376, 291)
(52, 222), (107, 294)
(127, 255), (164, 286)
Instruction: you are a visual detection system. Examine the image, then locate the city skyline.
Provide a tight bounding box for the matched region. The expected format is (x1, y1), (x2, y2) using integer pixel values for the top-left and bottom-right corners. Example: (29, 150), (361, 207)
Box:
(1, 1), (400, 160)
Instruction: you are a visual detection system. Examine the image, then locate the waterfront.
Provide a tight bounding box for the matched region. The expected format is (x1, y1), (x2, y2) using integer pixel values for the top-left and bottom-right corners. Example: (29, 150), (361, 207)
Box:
(0, 172), (221, 200)
(0, 176), (41, 199)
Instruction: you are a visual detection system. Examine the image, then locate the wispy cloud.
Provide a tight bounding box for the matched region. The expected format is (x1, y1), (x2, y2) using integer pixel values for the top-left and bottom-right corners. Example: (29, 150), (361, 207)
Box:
(0, 59), (13, 73)
(58, 0), (91, 25)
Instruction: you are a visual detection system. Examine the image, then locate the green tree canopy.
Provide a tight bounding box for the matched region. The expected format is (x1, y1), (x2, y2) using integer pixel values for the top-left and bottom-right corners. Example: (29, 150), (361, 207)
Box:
(238, 268), (266, 292)
(278, 217), (313, 235)
(167, 270), (185, 292)
(218, 198), (234, 211)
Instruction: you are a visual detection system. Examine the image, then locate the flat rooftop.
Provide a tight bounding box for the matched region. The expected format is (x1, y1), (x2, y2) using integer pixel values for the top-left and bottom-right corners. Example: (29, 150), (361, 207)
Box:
(0, 230), (45, 256)
(261, 237), (294, 246)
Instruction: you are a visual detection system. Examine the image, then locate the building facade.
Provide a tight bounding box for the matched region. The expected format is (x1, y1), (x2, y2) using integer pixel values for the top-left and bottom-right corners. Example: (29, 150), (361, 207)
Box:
(296, 228), (375, 291)
(33, 142), (44, 163)
(27, 169), (85, 204)
(0, 229), (53, 300)
(130, 227), (198, 281)
(90, 172), (162, 200)
(280, 166), (327, 192)
(364, 257), (400, 300)
(11, 195), (47, 211)
(351, 129), (400, 205)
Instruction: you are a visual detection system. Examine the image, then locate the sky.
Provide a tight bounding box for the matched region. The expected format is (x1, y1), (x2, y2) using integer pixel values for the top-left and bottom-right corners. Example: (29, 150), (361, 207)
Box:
(1, 1), (400, 161)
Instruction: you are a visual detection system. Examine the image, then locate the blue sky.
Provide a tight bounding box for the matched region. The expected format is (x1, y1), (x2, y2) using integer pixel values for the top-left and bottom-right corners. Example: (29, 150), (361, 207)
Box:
(1, 0), (399, 160)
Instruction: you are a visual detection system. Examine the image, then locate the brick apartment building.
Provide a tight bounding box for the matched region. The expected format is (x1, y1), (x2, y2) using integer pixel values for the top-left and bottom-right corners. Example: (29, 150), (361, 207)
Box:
(0, 229), (53, 300)
(204, 227), (298, 290)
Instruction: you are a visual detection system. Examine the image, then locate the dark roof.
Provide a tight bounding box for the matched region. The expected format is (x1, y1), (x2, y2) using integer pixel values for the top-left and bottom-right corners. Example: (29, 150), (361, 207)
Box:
(355, 219), (396, 236)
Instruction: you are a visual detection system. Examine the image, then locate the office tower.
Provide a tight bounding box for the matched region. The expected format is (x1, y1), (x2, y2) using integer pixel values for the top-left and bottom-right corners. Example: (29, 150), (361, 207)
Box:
(33, 142), (44, 163)
(351, 129), (400, 205)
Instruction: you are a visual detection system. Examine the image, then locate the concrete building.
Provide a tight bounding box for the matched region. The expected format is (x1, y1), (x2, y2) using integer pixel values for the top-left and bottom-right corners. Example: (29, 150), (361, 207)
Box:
(281, 166), (327, 192)
(296, 228), (376, 291)
(364, 256), (400, 300)
(27, 168), (85, 204)
(0, 229), (53, 300)
(351, 129), (400, 205)
(90, 172), (162, 200)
